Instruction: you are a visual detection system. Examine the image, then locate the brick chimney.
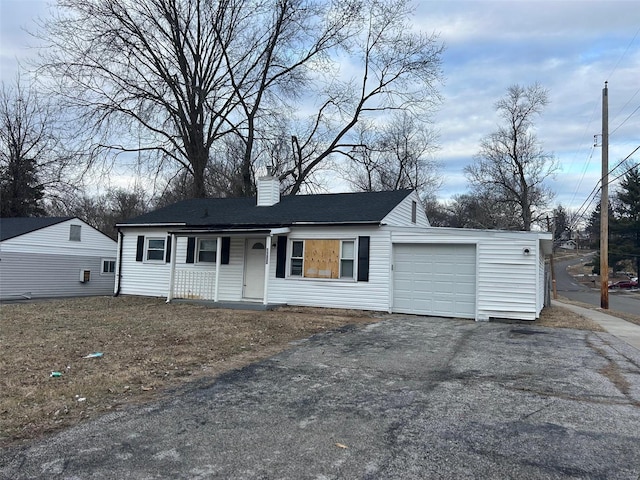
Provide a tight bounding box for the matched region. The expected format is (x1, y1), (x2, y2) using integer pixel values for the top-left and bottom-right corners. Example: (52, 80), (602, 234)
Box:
(256, 168), (280, 206)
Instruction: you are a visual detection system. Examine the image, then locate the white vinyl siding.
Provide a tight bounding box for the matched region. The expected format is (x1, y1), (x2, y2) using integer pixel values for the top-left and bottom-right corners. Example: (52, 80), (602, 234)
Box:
(269, 226), (391, 312)
(381, 191), (430, 227)
(391, 227), (548, 321)
(0, 219), (117, 300)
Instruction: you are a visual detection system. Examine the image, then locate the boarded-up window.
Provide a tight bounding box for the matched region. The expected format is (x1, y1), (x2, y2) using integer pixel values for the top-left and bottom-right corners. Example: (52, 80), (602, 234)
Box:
(289, 239), (359, 280)
(304, 239), (340, 278)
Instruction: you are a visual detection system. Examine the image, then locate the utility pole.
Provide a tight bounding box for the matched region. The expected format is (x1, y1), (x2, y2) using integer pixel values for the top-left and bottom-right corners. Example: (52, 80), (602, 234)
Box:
(546, 215), (557, 300)
(600, 81), (609, 309)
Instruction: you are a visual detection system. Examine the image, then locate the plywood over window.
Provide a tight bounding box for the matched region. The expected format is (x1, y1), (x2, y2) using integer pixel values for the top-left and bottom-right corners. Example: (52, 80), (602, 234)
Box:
(304, 239), (340, 278)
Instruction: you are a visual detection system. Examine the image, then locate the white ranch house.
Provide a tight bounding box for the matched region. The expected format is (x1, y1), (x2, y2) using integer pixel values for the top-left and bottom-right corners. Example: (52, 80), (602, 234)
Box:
(0, 217), (117, 300)
(115, 176), (552, 321)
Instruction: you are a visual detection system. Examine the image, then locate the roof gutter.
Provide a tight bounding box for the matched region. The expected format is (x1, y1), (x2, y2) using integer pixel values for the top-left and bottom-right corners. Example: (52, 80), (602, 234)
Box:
(115, 222), (187, 228)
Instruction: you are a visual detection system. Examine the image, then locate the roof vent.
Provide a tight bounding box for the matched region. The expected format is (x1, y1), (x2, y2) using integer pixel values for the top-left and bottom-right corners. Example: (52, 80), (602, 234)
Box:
(257, 174), (280, 207)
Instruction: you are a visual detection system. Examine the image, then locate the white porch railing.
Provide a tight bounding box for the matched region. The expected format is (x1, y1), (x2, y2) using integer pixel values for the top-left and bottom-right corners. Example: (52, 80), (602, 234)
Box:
(173, 269), (216, 300)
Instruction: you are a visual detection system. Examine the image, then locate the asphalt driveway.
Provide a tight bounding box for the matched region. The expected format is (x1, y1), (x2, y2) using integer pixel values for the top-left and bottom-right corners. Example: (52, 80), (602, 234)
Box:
(2, 315), (640, 479)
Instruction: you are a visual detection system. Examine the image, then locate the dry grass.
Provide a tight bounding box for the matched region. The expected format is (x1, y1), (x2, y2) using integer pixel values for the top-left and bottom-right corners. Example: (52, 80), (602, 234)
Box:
(0, 296), (606, 447)
(0, 296), (377, 447)
(555, 295), (640, 327)
(535, 305), (606, 331)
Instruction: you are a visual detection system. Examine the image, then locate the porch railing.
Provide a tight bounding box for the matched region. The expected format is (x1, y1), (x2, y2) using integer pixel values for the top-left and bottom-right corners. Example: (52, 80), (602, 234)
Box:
(173, 269), (216, 300)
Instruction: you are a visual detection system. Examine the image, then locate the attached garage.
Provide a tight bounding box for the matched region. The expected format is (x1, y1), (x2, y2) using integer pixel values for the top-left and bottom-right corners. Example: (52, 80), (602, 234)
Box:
(393, 244), (476, 319)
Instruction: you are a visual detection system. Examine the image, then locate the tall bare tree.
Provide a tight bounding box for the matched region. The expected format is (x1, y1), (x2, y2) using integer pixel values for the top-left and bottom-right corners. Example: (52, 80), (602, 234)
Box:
(37, 0), (443, 198)
(0, 78), (73, 217)
(464, 83), (557, 231)
(344, 112), (440, 196)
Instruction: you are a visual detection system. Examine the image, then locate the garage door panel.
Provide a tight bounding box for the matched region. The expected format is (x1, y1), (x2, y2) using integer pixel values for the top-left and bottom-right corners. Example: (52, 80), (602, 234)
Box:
(393, 244), (476, 319)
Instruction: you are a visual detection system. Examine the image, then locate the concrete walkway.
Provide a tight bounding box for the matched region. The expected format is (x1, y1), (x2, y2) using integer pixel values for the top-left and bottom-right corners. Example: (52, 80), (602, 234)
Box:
(552, 299), (640, 350)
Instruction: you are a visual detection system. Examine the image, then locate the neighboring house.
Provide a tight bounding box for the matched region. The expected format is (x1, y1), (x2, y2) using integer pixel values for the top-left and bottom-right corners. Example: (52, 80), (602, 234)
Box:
(115, 175), (552, 321)
(0, 217), (117, 300)
(559, 240), (577, 250)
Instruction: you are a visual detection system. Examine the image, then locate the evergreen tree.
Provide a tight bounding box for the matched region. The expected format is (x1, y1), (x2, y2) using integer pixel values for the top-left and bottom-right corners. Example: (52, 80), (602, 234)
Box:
(611, 165), (640, 276)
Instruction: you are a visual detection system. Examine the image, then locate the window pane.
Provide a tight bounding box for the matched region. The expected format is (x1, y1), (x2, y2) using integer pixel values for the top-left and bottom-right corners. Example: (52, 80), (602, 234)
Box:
(342, 241), (354, 259)
(291, 258), (303, 276)
(69, 225), (81, 241)
(147, 249), (164, 260)
(341, 259), (354, 278)
(200, 239), (216, 251)
(292, 241), (303, 257)
(199, 250), (216, 263)
(148, 239), (165, 249)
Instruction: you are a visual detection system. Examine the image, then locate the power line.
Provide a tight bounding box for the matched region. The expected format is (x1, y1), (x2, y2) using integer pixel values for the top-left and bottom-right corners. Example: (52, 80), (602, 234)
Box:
(610, 102), (640, 136)
(607, 25), (640, 81)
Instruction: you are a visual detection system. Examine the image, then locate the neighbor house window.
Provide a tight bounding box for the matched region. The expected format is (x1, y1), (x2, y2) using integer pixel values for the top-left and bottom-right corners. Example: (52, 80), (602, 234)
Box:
(289, 239), (356, 280)
(101, 259), (116, 274)
(70, 225), (81, 241)
(146, 238), (166, 261)
(198, 239), (217, 263)
(411, 201), (417, 224)
(340, 241), (354, 278)
(290, 240), (304, 276)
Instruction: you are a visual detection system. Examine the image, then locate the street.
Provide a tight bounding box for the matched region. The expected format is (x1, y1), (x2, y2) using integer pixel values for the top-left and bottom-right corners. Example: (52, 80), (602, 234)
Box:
(554, 253), (639, 316)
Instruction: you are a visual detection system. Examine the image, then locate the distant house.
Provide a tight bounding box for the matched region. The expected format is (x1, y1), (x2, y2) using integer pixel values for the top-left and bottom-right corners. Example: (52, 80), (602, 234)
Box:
(0, 217), (117, 300)
(115, 175), (552, 321)
(559, 239), (577, 250)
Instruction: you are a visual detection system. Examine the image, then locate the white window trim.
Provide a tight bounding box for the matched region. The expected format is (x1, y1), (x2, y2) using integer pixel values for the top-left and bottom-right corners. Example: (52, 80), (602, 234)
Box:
(289, 240), (304, 277)
(144, 237), (166, 263)
(197, 238), (217, 263)
(101, 258), (116, 275)
(69, 224), (82, 242)
(287, 238), (357, 282)
(339, 240), (355, 279)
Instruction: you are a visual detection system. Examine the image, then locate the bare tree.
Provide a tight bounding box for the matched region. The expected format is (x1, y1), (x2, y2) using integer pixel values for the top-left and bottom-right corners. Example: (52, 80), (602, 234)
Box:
(275, 0), (443, 194)
(49, 186), (150, 238)
(345, 112), (440, 196)
(0, 77), (74, 217)
(37, 0), (442, 198)
(464, 83), (557, 231)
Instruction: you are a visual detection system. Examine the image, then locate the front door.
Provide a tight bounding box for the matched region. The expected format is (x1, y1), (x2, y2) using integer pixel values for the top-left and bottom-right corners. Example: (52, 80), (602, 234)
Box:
(244, 239), (266, 299)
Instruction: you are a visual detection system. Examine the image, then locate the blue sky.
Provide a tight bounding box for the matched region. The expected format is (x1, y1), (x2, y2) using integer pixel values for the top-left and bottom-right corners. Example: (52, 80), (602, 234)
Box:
(1, 0), (639, 216)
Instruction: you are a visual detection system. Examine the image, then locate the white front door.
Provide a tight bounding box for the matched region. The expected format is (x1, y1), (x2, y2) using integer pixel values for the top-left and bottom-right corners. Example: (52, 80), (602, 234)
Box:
(244, 239), (266, 299)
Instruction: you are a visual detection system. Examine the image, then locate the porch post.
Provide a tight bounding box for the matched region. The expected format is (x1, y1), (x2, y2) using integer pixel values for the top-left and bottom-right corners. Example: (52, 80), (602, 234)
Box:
(214, 236), (222, 302)
(263, 234), (272, 305)
(166, 233), (177, 303)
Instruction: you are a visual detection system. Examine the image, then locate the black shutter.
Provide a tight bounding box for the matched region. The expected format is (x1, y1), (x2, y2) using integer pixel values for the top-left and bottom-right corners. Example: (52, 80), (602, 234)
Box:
(221, 237), (230, 264)
(276, 235), (287, 278)
(165, 236), (172, 263)
(357, 236), (370, 282)
(135, 235), (145, 262)
(186, 237), (196, 263)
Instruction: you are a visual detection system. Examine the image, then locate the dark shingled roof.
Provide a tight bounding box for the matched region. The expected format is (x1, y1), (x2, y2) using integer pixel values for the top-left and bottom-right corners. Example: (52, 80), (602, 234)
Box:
(0, 217), (75, 241)
(121, 190), (413, 228)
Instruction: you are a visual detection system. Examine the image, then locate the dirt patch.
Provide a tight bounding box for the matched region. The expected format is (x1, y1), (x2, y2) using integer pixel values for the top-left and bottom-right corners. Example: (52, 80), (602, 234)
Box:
(0, 296), (604, 447)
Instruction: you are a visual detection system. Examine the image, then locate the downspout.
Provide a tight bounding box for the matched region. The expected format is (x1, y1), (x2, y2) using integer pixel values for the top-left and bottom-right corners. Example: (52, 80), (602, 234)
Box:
(114, 229), (124, 297)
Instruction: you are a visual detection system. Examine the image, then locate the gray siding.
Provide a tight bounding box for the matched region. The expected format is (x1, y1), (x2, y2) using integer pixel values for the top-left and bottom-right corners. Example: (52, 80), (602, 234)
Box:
(0, 252), (115, 299)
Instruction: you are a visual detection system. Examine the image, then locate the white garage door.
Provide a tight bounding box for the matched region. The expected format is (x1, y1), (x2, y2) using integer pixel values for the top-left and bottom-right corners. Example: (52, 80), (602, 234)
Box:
(393, 244), (476, 319)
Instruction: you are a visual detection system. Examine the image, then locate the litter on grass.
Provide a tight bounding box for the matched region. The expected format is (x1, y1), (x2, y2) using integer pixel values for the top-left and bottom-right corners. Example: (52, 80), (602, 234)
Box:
(83, 352), (103, 358)
(50, 371), (62, 378)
